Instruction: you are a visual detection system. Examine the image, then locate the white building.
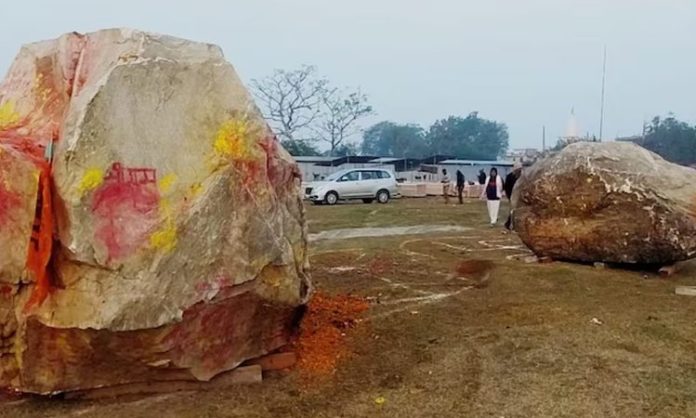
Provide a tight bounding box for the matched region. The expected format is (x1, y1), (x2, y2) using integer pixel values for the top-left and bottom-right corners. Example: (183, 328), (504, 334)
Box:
(506, 148), (541, 165)
(294, 156), (340, 181)
(295, 156), (395, 182)
(294, 155), (514, 184)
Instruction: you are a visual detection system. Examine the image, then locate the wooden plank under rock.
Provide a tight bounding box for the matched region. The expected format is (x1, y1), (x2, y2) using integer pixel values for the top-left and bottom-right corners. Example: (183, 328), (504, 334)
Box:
(675, 286), (696, 296)
(64, 365), (262, 400)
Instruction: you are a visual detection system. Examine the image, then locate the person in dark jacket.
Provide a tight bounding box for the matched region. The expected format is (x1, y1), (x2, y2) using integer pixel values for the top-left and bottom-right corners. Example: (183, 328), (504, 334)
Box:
(456, 170), (465, 204)
(504, 163), (523, 230)
(477, 169), (486, 185)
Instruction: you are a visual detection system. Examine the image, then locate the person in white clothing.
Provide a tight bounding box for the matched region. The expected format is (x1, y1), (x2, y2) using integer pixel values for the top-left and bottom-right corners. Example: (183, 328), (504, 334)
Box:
(480, 167), (504, 225)
(440, 169), (451, 205)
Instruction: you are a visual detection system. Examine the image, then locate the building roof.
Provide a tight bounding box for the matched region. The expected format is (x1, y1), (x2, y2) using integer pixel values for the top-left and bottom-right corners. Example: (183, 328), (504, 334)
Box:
(420, 154), (456, 164)
(508, 148), (541, 155)
(293, 156), (339, 163)
(439, 159), (514, 166)
(369, 157), (402, 163)
(295, 155), (514, 168)
(314, 155), (379, 166)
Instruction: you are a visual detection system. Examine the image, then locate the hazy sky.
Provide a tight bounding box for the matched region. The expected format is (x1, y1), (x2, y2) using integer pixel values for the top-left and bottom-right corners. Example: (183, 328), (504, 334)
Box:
(1, 0), (694, 150)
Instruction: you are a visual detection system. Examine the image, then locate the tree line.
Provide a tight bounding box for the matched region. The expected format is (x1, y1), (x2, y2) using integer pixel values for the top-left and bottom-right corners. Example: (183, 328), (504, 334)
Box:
(360, 114), (509, 160)
(550, 114), (696, 167)
(252, 66), (509, 160)
(631, 115), (696, 166)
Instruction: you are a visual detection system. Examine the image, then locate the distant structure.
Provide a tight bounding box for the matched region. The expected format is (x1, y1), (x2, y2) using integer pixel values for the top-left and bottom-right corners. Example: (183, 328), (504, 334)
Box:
(542, 125), (546, 152)
(555, 108), (596, 149)
(506, 148), (542, 166)
(562, 108), (582, 144)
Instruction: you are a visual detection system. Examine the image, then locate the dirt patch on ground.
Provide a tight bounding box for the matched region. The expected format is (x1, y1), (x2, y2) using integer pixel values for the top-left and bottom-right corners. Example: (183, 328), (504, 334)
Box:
(455, 259), (494, 289)
(456, 259), (494, 277)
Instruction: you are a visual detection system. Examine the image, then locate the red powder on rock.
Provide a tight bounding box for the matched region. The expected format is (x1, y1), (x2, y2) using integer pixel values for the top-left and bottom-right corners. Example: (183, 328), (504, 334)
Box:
(292, 291), (369, 378)
(24, 163), (54, 310)
(90, 164), (161, 263)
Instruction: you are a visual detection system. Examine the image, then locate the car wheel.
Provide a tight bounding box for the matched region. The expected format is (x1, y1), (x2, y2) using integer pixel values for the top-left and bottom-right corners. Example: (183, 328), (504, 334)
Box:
(325, 191), (339, 205)
(362, 198), (374, 204)
(377, 189), (390, 204)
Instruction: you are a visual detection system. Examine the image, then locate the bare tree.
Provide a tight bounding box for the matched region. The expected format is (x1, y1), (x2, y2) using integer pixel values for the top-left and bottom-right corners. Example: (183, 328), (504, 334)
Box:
(250, 65), (327, 142)
(315, 89), (374, 156)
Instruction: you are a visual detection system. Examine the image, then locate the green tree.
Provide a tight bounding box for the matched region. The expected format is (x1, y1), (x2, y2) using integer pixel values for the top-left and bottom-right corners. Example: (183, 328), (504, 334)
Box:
(635, 115), (696, 166)
(361, 121), (428, 158)
(426, 112), (509, 160)
(281, 139), (321, 156)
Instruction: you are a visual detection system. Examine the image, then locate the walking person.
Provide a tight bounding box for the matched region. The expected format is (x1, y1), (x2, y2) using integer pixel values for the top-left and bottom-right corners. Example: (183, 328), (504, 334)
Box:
(481, 167), (504, 226)
(504, 163), (523, 230)
(456, 170), (465, 204)
(441, 169), (451, 204)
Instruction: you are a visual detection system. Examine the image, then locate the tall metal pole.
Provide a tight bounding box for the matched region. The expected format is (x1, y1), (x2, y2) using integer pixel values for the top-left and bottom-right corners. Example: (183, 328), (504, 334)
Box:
(542, 125), (546, 151)
(599, 45), (607, 142)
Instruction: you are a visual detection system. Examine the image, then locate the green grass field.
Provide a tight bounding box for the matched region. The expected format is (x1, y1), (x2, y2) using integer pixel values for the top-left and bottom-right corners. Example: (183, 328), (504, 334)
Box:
(7, 197), (696, 418)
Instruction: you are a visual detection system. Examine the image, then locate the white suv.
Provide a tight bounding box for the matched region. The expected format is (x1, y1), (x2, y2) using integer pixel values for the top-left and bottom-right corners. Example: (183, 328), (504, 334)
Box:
(305, 168), (398, 205)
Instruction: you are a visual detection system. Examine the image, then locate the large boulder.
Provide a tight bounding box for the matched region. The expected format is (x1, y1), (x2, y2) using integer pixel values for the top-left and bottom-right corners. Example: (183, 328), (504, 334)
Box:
(0, 29), (310, 394)
(512, 142), (696, 264)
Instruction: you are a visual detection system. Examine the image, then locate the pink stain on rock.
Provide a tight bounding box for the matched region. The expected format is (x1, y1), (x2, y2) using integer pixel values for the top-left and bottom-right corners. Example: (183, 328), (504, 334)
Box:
(91, 163), (160, 263)
(0, 32), (86, 158)
(260, 134), (302, 195)
(194, 275), (233, 300)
